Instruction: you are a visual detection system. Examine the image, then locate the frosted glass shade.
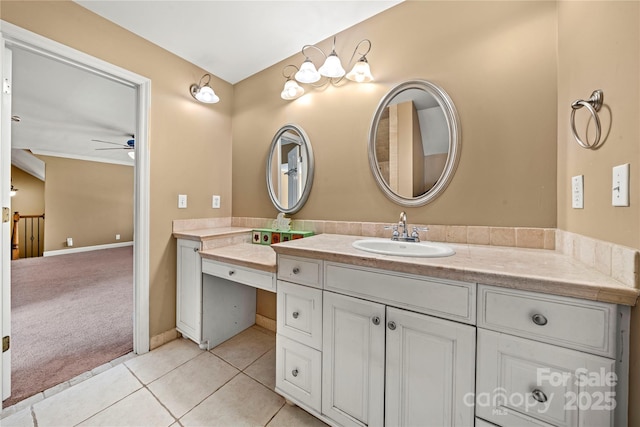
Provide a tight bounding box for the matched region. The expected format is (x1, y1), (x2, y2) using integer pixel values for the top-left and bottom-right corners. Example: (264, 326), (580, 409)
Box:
(318, 52), (345, 78)
(281, 79), (304, 100)
(295, 59), (321, 84)
(346, 58), (373, 83)
(194, 85), (219, 103)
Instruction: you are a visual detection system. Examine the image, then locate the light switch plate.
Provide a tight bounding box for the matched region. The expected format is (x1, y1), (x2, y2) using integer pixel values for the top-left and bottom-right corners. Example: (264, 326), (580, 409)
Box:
(572, 175), (584, 209)
(612, 164), (630, 207)
(212, 195), (221, 209)
(178, 194), (187, 209)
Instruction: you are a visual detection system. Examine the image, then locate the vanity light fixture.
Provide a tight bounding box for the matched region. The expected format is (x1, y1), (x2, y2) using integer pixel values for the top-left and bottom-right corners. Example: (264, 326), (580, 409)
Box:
(281, 65), (305, 100)
(282, 37), (373, 100)
(190, 73), (220, 104)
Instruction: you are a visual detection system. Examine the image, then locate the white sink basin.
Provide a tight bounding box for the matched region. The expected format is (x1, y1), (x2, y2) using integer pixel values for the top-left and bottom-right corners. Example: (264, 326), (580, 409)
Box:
(352, 239), (455, 258)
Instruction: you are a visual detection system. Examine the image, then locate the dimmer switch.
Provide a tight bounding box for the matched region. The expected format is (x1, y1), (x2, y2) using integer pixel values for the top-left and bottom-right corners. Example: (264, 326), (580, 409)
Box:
(572, 175), (584, 209)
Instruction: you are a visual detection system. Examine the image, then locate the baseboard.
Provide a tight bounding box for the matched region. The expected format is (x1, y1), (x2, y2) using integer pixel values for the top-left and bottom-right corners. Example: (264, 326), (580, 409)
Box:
(255, 314), (276, 332)
(150, 328), (180, 350)
(43, 241), (133, 257)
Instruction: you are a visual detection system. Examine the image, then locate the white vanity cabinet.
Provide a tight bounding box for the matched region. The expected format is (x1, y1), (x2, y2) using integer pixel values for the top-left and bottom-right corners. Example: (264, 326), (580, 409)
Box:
(475, 285), (625, 427)
(275, 255), (476, 427)
(176, 238), (202, 342)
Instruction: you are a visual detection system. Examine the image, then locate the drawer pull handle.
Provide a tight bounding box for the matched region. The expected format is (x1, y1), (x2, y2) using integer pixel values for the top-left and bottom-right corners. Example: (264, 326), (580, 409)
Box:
(532, 313), (548, 326)
(292, 311), (299, 319)
(193, 248), (199, 252)
(292, 267), (300, 275)
(228, 270), (235, 276)
(531, 389), (548, 403)
(372, 316), (381, 326)
(388, 321), (397, 331)
(292, 369), (299, 377)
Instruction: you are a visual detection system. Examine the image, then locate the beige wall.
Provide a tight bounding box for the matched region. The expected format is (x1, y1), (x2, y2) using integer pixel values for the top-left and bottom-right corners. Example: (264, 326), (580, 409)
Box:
(232, 1), (558, 228)
(556, 2), (640, 424)
(38, 156), (134, 251)
(1, 0), (234, 337)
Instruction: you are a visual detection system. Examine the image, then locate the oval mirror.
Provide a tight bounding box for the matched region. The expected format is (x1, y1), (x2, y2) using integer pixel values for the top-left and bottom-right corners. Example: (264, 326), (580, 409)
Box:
(266, 124), (315, 214)
(368, 80), (461, 207)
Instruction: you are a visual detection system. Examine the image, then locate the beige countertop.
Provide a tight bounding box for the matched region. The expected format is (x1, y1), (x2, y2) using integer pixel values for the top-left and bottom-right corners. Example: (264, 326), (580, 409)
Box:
(200, 243), (277, 273)
(271, 234), (639, 306)
(173, 226), (252, 241)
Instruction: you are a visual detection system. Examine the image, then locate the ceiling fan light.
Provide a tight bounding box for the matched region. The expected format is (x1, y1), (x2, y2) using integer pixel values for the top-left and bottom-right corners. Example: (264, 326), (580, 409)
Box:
(281, 79), (304, 100)
(295, 59), (321, 84)
(318, 51), (345, 78)
(10, 185), (17, 197)
(346, 57), (373, 83)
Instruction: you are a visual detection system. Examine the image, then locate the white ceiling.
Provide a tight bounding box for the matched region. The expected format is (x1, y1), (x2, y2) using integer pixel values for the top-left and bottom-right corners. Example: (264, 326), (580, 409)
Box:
(11, 1), (401, 170)
(74, 0), (402, 84)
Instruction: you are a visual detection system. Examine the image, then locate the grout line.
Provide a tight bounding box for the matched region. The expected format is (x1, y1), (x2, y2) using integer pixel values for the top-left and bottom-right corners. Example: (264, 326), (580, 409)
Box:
(265, 402), (287, 426)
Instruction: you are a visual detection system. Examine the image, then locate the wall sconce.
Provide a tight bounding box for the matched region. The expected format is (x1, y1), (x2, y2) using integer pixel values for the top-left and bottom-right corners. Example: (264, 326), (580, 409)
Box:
(10, 184), (18, 197)
(190, 73), (220, 104)
(281, 36), (373, 100)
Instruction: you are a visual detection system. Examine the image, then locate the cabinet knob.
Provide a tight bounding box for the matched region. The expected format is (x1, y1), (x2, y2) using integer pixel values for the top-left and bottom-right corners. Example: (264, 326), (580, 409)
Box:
(292, 267), (300, 275)
(292, 311), (299, 319)
(531, 313), (548, 326)
(193, 247), (199, 252)
(292, 369), (299, 377)
(387, 321), (397, 331)
(531, 389), (548, 403)
(372, 316), (381, 326)
(228, 270), (235, 276)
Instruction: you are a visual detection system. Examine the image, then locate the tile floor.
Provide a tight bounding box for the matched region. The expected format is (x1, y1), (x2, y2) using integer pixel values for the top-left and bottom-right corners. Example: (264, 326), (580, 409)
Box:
(1, 325), (328, 427)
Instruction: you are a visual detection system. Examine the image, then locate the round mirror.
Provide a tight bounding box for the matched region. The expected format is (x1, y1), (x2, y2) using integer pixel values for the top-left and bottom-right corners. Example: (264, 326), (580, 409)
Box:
(368, 80), (461, 207)
(266, 124), (315, 214)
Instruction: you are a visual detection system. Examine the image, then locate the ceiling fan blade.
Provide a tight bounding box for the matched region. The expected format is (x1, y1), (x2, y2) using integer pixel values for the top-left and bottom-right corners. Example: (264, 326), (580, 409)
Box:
(92, 139), (128, 147)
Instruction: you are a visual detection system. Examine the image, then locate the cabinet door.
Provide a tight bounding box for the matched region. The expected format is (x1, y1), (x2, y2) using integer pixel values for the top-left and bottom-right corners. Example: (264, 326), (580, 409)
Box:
(322, 292), (385, 427)
(385, 307), (476, 427)
(176, 238), (202, 342)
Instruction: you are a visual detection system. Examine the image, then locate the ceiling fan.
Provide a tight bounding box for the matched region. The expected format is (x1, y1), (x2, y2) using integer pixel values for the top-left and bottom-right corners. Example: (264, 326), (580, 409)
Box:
(92, 135), (135, 159)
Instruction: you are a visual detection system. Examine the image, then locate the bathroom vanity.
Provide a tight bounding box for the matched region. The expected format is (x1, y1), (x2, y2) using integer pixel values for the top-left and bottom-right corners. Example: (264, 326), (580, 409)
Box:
(271, 233), (637, 427)
(174, 226), (277, 350)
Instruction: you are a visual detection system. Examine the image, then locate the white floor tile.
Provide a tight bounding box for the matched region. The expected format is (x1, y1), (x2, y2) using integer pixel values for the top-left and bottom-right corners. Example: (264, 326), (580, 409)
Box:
(125, 338), (202, 384)
(0, 407), (34, 427)
(267, 404), (329, 427)
(148, 351), (239, 418)
(78, 388), (174, 427)
(180, 373), (284, 427)
(211, 326), (275, 370)
(244, 347), (276, 390)
(32, 364), (141, 426)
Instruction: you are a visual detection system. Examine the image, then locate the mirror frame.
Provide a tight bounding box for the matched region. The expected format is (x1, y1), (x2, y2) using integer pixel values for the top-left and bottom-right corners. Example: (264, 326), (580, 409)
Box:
(368, 80), (461, 207)
(266, 123), (315, 214)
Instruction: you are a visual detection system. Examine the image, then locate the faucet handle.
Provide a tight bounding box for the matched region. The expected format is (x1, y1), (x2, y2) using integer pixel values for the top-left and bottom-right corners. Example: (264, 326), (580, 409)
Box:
(411, 226), (428, 241)
(384, 224), (400, 239)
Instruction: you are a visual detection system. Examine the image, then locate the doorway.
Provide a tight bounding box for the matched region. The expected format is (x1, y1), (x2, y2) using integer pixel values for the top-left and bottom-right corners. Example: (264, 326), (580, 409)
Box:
(0, 21), (150, 405)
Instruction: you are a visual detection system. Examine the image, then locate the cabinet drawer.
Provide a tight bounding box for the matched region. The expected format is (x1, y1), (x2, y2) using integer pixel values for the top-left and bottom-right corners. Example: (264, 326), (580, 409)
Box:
(477, 285), (617, 357)
(324, 262), (476, 324)
(277, 255), (322, 289)
(202, 259), (276, 292)
(276, 334), (322, 412)
(277, 281), (323, 350)
(476, 329), (615, 427)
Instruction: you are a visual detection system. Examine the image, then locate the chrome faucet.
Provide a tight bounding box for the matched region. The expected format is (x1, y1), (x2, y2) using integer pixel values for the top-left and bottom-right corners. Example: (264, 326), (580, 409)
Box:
(386, 211), (426, 242)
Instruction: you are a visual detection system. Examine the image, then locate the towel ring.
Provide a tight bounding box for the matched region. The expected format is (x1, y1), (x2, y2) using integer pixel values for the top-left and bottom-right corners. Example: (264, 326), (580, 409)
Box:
(570, 89), (603, 149)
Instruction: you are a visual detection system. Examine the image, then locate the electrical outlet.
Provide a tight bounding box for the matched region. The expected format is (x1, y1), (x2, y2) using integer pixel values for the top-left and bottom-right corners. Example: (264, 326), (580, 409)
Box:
(115, 234), (121, 240)
(612, 164), (630, 207)
(178, 194), (187, 209)
(66, 237), (73, 247)
(572, 175), (584, 209)
(212, 195), (221, 209)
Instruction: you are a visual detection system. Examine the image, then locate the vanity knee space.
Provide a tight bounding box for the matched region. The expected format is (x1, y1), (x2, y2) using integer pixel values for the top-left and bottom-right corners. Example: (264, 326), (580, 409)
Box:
(274, 254), (629, 427)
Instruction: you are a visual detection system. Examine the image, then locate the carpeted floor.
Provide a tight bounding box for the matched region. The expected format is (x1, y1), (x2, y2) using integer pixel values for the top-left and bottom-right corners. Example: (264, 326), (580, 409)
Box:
(5, 246), (133, 407)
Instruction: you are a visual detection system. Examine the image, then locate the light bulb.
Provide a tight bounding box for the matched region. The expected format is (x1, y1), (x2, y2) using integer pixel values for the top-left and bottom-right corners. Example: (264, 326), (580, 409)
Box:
(195, 85), (219, 103)
(281, 79), (304, 100)
(346, 58), (373, 83)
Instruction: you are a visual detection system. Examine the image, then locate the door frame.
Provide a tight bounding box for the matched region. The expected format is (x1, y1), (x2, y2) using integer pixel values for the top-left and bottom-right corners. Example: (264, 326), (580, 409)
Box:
(0, 21), (151, 394)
